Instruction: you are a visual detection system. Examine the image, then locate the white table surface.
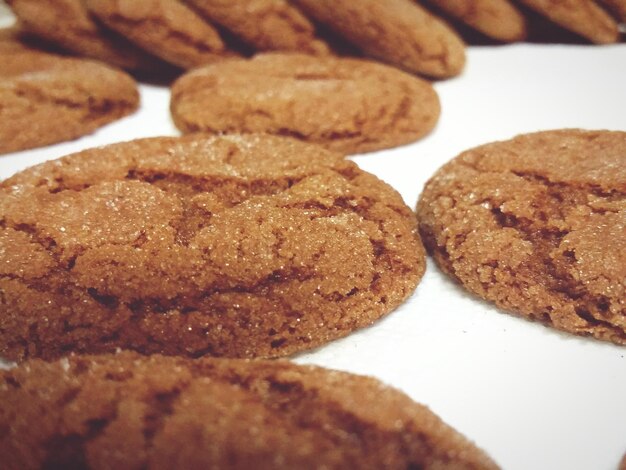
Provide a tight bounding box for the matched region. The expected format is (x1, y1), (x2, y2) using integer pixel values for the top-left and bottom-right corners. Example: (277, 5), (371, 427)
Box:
(1, 6), (625, 468)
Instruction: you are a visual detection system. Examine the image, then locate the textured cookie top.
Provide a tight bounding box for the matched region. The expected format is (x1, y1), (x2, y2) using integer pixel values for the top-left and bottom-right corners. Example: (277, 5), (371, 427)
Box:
(171, 54), (440, 155)
(516, 0), (619, 44)
(86, 0), (234, 69)
(184, 0), (329, 54)
(0, 39), (139, 154)
(0, 135), (425, 360)
(293, 0), (466, 78)
(426, 0), (527, 42)
(6, 0), (166, 70)
(417, 129), (626, 345)
(0, 352), (498, 470)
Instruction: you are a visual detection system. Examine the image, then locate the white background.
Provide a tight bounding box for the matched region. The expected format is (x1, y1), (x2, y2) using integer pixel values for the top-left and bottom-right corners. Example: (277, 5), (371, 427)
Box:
(2, 5), (626, 469)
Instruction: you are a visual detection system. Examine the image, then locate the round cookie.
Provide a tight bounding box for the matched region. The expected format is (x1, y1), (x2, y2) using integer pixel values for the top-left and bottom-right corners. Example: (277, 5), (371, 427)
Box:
(425, 0), (527, 42)
(6, 0), (166, 71)
(0, 38), (139, 154)
(516, 0), (619, 44)
(0, 134), (425, 361)
(170, 54), (441, 155)
(293, 0), (466, 79)
(86, 0), (236, 70)
(417, 129), (626, 345)
(0, 352), (498, 470)
(183, 0), (329, 55)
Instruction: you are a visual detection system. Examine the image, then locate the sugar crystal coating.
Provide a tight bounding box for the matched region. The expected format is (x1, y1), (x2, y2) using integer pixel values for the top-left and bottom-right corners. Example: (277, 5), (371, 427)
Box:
(417, 129), (626, 345)
(0, 134), (425, 361)
(0, 352), (499, 469)
(171, 54), (440, 155)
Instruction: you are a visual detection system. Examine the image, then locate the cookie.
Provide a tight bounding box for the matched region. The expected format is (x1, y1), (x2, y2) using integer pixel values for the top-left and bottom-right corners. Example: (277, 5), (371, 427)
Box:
(183, 0), (329, 55)
(0, 38), (139, 154)
(292, 0), (466, 79)
(85, 0), (235, 70)
(620, 452), (626, 470)
(6, 0), (167, 70)
(425, 0), (527, 42)
(170, 54), (440, 155)
(0, 352), (498, 470)
(597, 0), (626, 22)
(516, 0), (619, 43)
(0, 134), (425, 361)
(417, 129), (626, 345)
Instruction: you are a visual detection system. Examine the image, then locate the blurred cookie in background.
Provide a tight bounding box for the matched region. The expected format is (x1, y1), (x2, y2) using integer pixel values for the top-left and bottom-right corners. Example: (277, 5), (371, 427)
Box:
(0, 29), (139, 154)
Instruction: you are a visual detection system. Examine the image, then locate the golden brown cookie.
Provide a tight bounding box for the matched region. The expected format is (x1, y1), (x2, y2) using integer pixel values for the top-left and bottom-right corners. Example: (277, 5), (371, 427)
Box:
(0, 134), (425, 361)
(6, 0), (166, 70)
(425, 0), (527, 42)
(183, 0), (329, 54)
(0, 352), (499, 470)
(85, 0), (235, 69)
(170, 54), (440, 155)
(293, 0), (466, 79)
(0, 37), (139, 154)
(516, 0), (619, 43)
(417, 129), (626, 345)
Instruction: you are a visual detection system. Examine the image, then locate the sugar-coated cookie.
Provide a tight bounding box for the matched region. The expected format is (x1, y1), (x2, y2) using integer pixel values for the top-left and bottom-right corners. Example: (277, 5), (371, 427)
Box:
(0, 352), (499, 470)
(171, 54), (440, 154)
(183, 0), (329, 54)
(417, 130), (626, 345)
(86, 0), (235, 69)
(0, 134), (425, 361)
(0, 35), (139, 154)
(293, 0), (466, 78)
(6, 0), (166, 70)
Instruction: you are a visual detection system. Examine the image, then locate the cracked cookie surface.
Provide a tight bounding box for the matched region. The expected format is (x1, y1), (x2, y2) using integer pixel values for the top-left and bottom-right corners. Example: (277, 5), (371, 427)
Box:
(171, 54), (440, 155)
(417, 130), (626, 345)
(0, 134), (425, 361)
(293, 0), (466, 78)
(183, 0), (329, 55)
(0, 37), (139, 154)
(0, 352), (498, 470)
(6, 0), (166, 70)
(86, 0), (235, 70)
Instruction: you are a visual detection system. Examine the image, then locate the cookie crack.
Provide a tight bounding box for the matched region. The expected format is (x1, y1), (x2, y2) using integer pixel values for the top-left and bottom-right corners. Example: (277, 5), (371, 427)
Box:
(105, 13), (224, 54)
(12, 84), (133, 123)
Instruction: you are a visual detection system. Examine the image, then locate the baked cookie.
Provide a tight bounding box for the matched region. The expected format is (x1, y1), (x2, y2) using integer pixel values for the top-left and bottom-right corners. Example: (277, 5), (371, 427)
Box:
(0, 134), (425, 361)
(417, 130), (626, 345)
(597, 0), (626, 22)
(425, 0), (527, 42)
(183, 0), (329, 55)
(0, 352), (498, 470)
(516, 0), (619, 43)
(171, 54), (440, 155)
(292, 0), (466, 79)
(6, 0), (166, 70)
(86, 0), (235, 70)
(0, 37), (139, 154)
(620, 452), (626, 470)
